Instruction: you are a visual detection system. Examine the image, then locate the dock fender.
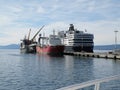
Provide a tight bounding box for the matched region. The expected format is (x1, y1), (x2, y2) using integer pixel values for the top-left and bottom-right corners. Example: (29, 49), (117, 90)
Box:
(114, 56), (116, 59)
(105, 55), (108, 59)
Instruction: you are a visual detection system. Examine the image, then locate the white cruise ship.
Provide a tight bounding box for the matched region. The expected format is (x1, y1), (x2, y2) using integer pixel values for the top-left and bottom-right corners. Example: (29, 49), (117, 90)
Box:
(58, 24), (94, 52)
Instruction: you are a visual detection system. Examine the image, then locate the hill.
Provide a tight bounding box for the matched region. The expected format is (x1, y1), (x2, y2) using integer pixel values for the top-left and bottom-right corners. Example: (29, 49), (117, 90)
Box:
(0, 44), (120, 50)
(0, 44), (19, 49)
(94, 44), (120, 50)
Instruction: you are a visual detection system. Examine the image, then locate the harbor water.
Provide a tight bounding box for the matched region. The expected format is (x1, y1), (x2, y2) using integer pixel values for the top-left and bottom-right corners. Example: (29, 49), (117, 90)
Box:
(0, 49), (120, 90)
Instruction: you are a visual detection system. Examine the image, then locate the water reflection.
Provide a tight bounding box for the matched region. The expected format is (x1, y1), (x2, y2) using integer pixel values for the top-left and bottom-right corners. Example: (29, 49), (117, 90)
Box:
(93, 58), (120, 79)
(35, 54), (95, 89)
(0, 49), (120, 90)
(112, 60), (120, 75)
(65, 56), (95, 83)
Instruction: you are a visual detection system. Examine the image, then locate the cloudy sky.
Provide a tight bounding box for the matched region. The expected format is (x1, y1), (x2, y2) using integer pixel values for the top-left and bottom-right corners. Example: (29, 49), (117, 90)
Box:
(0, 0), (120, 45)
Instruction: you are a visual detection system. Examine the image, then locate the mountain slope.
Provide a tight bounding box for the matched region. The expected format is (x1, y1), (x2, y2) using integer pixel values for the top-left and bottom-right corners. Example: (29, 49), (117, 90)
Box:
(0, 44), (19, 49)
(0, 44), (120, 50)
(94, 44), (120, 50)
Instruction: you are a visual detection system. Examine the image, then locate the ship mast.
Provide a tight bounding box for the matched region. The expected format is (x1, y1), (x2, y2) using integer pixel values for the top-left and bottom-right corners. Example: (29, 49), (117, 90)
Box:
(53, 29), (56, 36)
(28, 29), (31, 40)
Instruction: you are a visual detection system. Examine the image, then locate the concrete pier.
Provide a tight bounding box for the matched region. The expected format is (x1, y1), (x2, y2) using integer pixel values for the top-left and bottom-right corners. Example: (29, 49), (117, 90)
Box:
(64, 51), (120, 60)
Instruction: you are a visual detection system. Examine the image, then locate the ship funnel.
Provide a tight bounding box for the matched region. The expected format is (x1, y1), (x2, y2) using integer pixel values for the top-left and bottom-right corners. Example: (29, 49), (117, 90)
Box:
(69, 24), (74, 31)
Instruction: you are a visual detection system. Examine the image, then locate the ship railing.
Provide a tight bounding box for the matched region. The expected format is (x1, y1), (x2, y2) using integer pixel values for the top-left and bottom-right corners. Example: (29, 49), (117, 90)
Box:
(57, 74), (120, 90)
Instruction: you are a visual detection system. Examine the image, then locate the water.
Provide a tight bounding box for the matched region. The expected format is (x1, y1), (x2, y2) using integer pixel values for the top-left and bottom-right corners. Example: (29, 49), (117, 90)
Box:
(0, 49), (120, 90)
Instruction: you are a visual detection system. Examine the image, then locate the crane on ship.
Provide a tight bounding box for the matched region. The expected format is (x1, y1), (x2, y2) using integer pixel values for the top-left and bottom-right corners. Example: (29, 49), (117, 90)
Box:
(27, 29), (31, 40)
(20, 25), (45, 53)
(31, 25), (45, 42)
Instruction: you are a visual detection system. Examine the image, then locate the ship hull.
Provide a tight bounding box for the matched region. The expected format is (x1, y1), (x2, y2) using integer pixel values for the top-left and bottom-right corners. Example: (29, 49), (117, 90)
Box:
(36, 45), (64, 55)
(64, 46), (93, 52)
(20, 45), (36, 53)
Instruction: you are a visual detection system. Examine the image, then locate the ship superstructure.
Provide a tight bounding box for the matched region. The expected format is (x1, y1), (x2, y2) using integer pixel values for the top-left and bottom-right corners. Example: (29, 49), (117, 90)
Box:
(59, 24), (94, 52)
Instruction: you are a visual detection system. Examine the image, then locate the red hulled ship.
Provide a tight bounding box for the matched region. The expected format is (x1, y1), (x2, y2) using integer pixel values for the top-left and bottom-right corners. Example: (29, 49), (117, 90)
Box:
(36, 31), (64, 55)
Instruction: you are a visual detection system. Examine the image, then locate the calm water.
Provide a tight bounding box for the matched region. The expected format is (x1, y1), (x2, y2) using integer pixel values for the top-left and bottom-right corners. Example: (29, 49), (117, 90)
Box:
(0, 49), (120, 90)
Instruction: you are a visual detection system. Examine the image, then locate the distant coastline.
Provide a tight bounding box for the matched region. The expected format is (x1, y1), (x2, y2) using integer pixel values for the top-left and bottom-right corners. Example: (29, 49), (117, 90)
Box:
(0, 44), (120, 50)
(0, 44), (19, 49)
(94, 44), (120, 50)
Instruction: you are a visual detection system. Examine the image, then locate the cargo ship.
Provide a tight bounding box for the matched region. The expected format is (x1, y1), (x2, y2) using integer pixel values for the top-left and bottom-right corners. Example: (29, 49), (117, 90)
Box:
(36, 30), (64, 55)
(58, 24), (94, 52)
(20, 37), (37, 53)
(20, 26), (44, 53)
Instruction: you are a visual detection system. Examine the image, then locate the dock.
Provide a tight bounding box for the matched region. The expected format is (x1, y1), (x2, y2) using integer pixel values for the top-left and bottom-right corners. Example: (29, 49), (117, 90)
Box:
(64, 51), (120, 60)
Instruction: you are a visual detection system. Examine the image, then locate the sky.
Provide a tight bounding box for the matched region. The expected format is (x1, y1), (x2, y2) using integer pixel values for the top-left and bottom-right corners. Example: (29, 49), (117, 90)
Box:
(0, 0), (120, 45)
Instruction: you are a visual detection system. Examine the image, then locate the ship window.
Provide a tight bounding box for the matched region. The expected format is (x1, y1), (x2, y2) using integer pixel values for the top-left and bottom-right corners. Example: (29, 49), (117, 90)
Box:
(69, 31), (74, 34)
(76, 31), (79, 33)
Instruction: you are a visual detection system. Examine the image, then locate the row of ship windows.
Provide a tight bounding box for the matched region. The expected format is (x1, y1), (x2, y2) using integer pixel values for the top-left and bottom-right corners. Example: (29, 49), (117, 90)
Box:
(66, 36), (93, 38)
(72, 39), (93, 41)
(65, 37), (93, 40)
(68, 35), (93, 38)
(70, 41), (94, 43)
(68, 43), (94, 45)
(67, 43), (94, 46)
(64, 39), (93, 42)
(65, 37), (93, 39)
(67, 32), (92, 35)
(68, 42), (94, 43)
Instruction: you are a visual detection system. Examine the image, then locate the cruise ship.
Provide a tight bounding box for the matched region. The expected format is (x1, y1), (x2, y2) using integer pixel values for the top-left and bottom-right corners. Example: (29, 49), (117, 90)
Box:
(59, 24), (94, 52)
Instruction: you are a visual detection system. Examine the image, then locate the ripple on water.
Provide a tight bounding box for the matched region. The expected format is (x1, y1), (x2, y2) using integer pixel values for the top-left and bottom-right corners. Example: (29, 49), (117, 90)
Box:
(0, 49), (120, 90)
